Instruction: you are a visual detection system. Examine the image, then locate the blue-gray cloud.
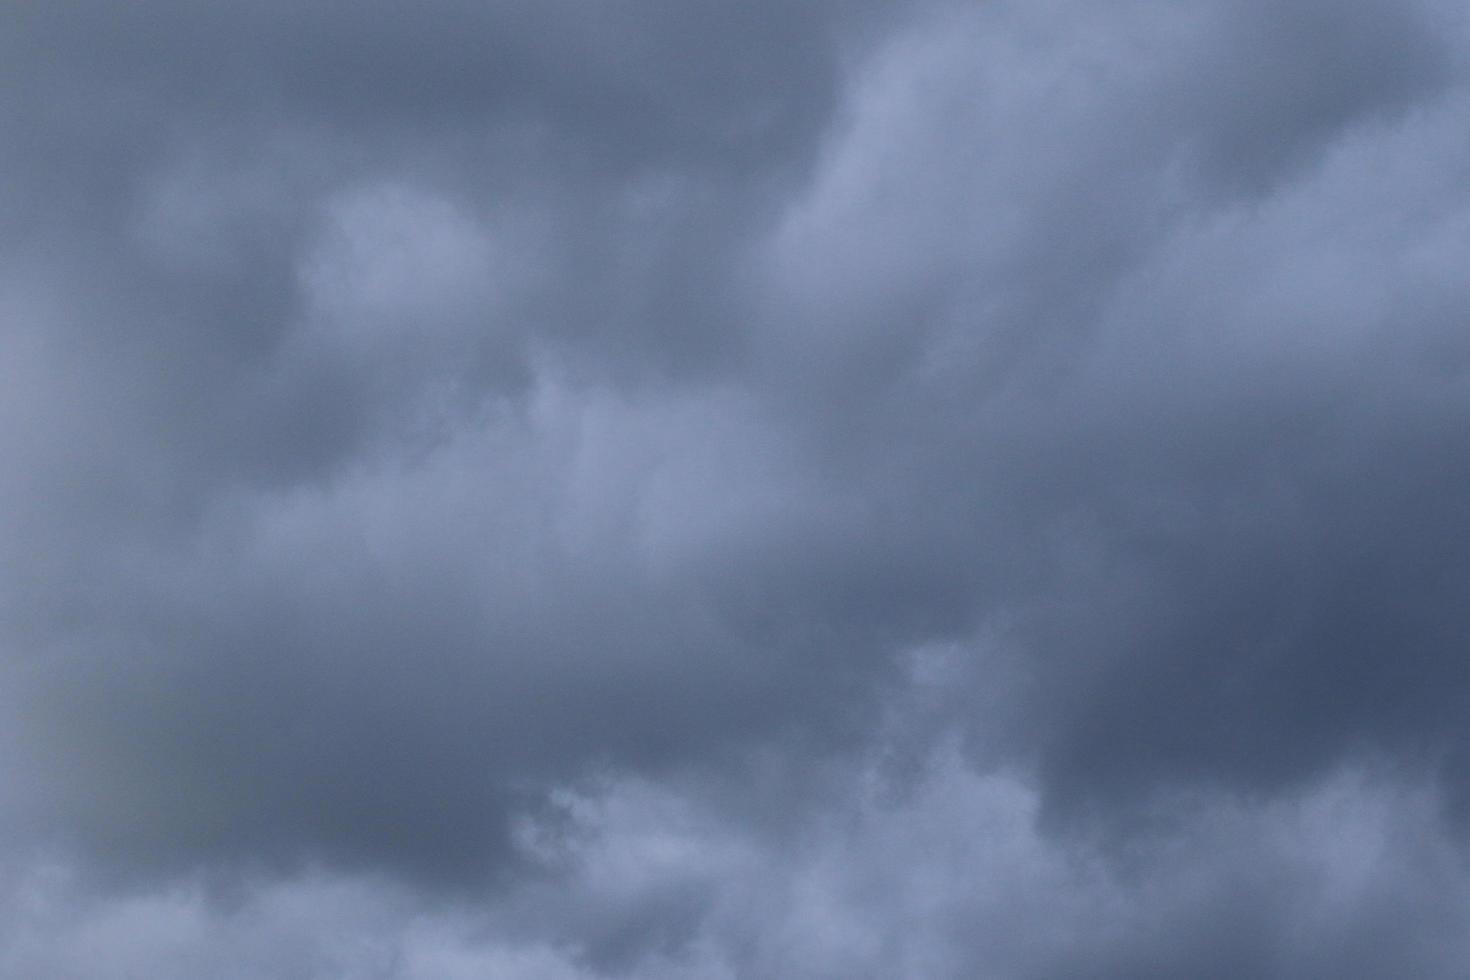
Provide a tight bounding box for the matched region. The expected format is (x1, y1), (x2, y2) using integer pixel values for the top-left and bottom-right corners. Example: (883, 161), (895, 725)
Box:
(4, 0), (1470, 975)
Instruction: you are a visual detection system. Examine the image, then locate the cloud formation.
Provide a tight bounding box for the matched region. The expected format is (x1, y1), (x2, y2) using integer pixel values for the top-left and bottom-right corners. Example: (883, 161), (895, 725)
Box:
(5, 0), (1470, 974)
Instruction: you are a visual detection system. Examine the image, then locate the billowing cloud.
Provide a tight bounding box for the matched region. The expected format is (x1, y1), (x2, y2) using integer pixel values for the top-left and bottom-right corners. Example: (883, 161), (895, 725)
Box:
(5, 0), (1470, 975)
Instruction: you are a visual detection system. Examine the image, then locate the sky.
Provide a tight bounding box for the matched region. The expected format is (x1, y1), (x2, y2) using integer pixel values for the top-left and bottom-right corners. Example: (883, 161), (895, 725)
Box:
(4, 0), (1470, 976)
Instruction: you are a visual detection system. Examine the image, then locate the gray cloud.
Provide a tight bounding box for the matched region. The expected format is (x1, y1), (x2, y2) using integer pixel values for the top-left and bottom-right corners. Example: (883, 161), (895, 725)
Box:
(5, 0), (1470, 974)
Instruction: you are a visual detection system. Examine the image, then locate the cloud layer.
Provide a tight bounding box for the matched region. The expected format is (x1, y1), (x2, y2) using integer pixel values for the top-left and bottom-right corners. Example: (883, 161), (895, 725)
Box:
(5, 0), (1470, 975)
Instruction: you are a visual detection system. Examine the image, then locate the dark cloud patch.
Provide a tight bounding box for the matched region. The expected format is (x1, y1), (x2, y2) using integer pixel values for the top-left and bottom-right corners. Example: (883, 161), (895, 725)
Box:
(1176, 0), (1452, 197)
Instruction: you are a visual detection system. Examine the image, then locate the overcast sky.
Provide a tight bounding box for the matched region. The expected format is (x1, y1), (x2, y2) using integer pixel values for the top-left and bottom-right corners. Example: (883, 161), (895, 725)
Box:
(4, 0), (1470, 976)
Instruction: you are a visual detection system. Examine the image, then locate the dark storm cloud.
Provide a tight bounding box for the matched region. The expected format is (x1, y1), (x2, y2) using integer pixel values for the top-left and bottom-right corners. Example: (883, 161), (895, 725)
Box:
(737, 0), (1470, 821)
(5, 0), (1470, 975)
(1, 0), (913, 885)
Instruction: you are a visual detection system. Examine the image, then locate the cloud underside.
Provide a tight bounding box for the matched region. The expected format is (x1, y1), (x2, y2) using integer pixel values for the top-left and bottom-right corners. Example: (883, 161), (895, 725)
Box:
(4, 0), (1470, 975)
